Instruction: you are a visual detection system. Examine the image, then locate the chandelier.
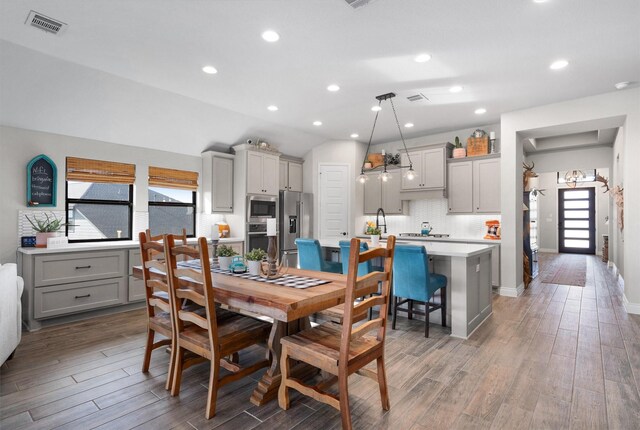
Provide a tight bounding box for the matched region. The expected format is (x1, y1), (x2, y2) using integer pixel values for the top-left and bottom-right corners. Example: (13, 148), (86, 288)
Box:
(356, 92), (415, 183)
(564, 169), (586, 188)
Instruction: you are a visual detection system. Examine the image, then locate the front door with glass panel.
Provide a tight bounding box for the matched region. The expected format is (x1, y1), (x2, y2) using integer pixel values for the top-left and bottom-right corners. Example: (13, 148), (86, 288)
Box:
(558, 187), (595, 254)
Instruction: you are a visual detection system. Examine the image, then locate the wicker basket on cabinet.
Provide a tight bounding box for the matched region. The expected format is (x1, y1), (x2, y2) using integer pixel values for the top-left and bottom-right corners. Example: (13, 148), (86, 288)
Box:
(467, 137), (489, 156)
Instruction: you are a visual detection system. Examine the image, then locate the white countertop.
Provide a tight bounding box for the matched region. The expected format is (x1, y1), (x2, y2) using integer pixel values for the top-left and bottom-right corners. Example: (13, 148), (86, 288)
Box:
(320, 239), (495, 258)
(357, 234), (500, 245)
(17, 237), (244, 255)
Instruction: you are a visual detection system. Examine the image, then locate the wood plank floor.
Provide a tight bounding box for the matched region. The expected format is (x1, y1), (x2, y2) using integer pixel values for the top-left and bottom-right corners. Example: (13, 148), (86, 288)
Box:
(2, 254), (640, 429)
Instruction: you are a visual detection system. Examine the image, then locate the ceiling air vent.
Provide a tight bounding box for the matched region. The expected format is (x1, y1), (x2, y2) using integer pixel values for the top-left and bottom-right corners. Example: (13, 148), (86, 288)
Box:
(407, 93), (430, 102)
(344, 0), (377, 9)
(25, 10), (67, 35)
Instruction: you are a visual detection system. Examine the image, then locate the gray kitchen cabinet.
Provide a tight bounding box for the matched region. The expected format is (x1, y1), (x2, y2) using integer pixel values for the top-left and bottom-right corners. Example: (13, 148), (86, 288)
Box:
(128, 249), (145, 302)
(279, 160), (303, 192)
(473, 157), (501, 213)
(248, 151), (279, 196)
(447, 161), (473, 213)
(400, 143), (453, 192)
(202, 151), (234, 213)
(448, 154), (500, 214)
(363, 171), (407, 215)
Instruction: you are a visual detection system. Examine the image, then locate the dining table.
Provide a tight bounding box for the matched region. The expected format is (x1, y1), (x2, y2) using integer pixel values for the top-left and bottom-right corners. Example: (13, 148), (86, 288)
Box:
(132, 264), (366, 406)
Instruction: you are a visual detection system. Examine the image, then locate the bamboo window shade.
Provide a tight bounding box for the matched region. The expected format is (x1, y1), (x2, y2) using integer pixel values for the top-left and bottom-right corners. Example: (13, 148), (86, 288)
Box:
(148, 166), (199, 191)
(66, 157), (135, 184)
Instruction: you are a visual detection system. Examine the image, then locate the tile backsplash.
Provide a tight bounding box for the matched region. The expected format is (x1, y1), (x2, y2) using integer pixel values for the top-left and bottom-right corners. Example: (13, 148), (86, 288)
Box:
(364, 198), (501, 239)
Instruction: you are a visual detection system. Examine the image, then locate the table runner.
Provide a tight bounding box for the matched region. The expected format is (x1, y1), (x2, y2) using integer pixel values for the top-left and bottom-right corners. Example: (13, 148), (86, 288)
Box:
(179, 259), (331, 289)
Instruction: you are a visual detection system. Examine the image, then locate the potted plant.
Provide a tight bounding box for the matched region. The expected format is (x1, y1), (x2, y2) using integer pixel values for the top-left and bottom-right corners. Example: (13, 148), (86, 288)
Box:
(25, 213), (66, 248)
(366, 222), (382, 247)
(217, 245), (238, 270)
(245, 248), (266, 276)
(453, 136), (466, 158)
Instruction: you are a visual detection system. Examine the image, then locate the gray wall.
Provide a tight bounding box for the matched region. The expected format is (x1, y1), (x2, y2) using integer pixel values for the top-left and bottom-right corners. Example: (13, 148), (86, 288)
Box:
(0, 126), (202, 264)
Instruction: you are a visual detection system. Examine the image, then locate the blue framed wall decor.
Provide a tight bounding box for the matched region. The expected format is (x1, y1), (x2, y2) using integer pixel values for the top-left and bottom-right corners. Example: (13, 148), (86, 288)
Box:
(27, 154), (57, 207)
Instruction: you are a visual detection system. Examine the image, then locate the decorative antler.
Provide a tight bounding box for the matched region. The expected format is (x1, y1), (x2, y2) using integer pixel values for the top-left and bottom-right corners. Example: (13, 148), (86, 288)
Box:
(595, 172), (610, 193)
(523, 162), (538, 189)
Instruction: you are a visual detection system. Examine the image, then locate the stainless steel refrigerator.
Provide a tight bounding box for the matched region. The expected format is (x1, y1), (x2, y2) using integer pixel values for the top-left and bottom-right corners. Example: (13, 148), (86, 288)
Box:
(279, 190), (313, 268)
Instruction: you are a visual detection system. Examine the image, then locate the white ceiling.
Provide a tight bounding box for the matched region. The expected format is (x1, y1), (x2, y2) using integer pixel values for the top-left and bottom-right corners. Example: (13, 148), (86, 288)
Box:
(1, 0), (639, 157)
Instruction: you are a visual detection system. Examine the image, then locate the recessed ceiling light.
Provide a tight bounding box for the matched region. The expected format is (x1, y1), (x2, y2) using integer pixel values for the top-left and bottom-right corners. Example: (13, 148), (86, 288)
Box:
(350, 133), (359, 138)
(267, 105), (278, 111)
(550, 59), (569, 70)
(371, 106), (382, 112)
(533, 0), (549, 3)
(615, 81), (630, 90)
(313, 120), (322, 126)
(449, 85), (463, 93)
(327, 84), (340, 92)
(261, 30), (280, 42)
(404, 123), (414, 128)
(475, 108), (487, 115)
(414, 53), (431, 63)
(202, 65), (218, 74)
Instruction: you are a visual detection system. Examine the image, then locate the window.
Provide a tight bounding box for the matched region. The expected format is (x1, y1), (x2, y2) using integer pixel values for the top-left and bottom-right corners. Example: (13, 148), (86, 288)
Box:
(147, 166), (198, 237)
(66, 157), (135, 242)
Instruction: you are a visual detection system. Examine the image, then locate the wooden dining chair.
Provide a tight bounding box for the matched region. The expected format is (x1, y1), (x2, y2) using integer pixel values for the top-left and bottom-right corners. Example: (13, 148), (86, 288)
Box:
(138, 231), (177, 390)
(279, 236), (397, 430)
(165, 235), (272, 419)
(145, 228), (188, 259)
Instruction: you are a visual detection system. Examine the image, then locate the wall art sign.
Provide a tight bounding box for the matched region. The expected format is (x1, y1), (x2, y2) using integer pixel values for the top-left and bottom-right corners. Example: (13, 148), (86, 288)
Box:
(27, 154), (57, 207)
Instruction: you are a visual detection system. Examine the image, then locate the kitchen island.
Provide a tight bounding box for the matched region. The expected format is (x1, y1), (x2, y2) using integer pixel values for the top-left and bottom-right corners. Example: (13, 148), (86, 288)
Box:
(321, 239), (495, 339)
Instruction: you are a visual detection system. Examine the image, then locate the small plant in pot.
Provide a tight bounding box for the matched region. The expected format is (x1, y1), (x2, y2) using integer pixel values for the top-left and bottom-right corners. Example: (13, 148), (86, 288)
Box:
(25, 213), (67, 248)
(453, 136), (466, 158)
(245, 248), (266, 276)
(365, 222), (382, 247)
(217, 245), (238, 270)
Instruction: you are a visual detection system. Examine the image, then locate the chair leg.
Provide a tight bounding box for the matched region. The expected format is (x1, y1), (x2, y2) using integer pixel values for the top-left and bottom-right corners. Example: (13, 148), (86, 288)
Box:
(424, 300), (429, 338)
(408, 299), (413, 320)
(165, 334), (177, 391)
(368, 294), (374, 321)
(441, 287), (447, 327)
(376, 355), (390, 411)
(278, 345), (291, 410)
(170, 346), (185, 397)
(205, 360), (220, 419)
(391, 296), (398, 330)
(142, 329), (154, 373)
(339, 370), (352, 430)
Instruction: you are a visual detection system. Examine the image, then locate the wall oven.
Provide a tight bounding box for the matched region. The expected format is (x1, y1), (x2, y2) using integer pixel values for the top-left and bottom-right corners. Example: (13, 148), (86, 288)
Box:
(246, 222), (270, 253)
(247, 195), (277, 223)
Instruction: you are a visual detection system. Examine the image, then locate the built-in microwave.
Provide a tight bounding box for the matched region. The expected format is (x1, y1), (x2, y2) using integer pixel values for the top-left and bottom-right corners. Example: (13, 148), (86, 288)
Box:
(247, 195), (277, 222)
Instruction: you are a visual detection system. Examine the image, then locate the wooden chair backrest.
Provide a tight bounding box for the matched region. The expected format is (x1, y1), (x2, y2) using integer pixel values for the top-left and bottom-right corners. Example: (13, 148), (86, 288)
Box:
(164, 235), (220, 355)
(340, 236), (396, 361)
(145, 228), (188, 260)
(138, 231), (172, 318)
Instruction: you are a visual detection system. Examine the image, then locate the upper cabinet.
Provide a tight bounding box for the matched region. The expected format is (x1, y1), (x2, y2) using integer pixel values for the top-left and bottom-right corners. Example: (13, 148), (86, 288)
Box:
(447, 154), (500, 214)
(363, 171), (407, 215)
(400, 143), (453, 192)
(202, 151), (234, 213)
(279, 160), (303, 192)
(247, 151), (279, 196)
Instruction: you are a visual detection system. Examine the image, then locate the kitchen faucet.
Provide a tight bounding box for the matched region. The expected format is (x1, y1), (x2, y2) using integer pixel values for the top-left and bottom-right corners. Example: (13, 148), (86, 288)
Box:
(376, 208), (387, 234)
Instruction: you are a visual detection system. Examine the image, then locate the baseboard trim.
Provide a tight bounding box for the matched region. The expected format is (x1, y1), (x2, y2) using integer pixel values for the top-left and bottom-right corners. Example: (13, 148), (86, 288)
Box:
(498, 283), (525, 297)
(623, 294), (640, 315)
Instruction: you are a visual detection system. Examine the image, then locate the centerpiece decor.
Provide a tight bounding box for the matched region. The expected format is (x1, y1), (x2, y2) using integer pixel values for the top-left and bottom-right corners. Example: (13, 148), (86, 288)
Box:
(366, 221), (381, 247)
(217, 245), (238, 270)
(357, 92), (416, 184)
(245, 248), (266, 276)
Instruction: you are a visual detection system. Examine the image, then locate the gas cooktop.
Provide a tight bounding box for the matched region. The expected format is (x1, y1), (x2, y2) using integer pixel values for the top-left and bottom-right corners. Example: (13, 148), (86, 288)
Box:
(399, 233), (450, 238)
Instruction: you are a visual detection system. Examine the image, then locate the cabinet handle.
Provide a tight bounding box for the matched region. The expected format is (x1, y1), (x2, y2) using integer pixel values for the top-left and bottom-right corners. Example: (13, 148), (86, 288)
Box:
(75, 294), (91, 299)
(75, 265), (92, 270)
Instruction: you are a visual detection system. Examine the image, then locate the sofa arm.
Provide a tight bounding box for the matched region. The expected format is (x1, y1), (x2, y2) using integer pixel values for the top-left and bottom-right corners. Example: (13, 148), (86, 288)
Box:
(16, 276), (24, 344)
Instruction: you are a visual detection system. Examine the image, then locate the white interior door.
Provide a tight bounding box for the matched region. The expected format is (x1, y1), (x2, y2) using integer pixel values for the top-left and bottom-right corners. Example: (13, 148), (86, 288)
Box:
(319, 164), (350, 240)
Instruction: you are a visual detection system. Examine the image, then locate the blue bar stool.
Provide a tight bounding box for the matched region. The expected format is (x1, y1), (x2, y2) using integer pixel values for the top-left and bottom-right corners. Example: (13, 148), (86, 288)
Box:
(392, 244), (447, 337)
(295, 238), (343, 274)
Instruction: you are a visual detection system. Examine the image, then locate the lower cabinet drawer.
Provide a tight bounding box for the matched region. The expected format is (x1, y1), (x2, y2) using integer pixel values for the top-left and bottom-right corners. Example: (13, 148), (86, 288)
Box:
(34, 278), (126, 319)
(35, 250), (126, 287)
(128, 276), (146, 302)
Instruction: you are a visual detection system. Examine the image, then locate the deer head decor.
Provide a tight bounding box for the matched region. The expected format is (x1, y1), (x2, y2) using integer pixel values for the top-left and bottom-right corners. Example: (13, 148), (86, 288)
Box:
(595, 172), (624, 230)
(523, 162), (538, 190)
